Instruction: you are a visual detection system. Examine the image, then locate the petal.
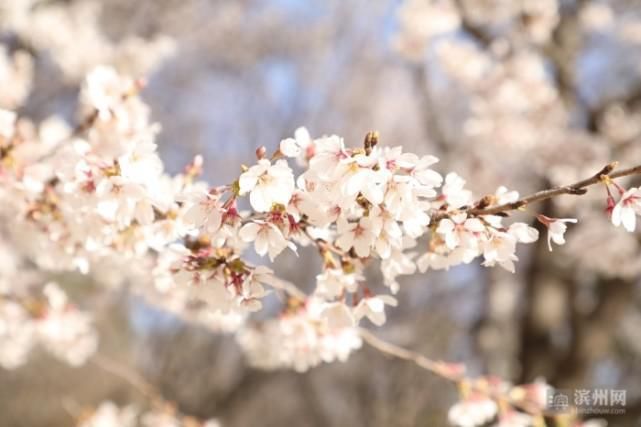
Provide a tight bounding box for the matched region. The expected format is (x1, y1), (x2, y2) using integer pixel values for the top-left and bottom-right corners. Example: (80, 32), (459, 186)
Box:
(239, 222), (260, 241)
(368, 309), (386, 326)
(611, 203), (622, 226)
(353, 236), (371, 257)
(279, 138), (301, 157)
(362, 182), (384, 205)
(249, 187), (270, 212)
(622, 207), (637, 232)
(335, 233), (354, 252)
(378, 295), (398, 307)
(552, 232), (566, 245)
(254, 233), (269, 256)
(238, 172), (258, 194)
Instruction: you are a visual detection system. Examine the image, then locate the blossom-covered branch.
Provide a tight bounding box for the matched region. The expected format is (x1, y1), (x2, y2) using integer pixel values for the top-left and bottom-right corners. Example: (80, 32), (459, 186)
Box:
(447, 162), (641, 218)
(1, 65), (638, 427)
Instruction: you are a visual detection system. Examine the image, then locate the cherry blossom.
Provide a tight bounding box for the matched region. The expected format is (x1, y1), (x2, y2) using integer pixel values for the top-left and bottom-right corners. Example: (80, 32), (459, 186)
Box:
(308, 135), (348, 179)
(181, 189), (223, 232)
(279, 126), (311, 160)
(353, 294), (398, 326)
(441, 173), (473, 209)
(335, 216), (377, 257)
(239, 220), (296, 261)
(437, 213), (485, 251)
(537, 215), (578, 251)
(481, 230), (519, 273)
(316, 268), (361, 298)
(239, 159), (295, 212)
(611, 187), (641, 232)
(238, 298), (362, 372)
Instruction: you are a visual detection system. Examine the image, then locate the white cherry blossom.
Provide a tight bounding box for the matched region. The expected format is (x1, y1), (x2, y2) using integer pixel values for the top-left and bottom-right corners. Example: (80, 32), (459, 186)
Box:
(279, 126), (311, 160)
(611, 187), (641, 232)
(442, 172), (473, 209)
(508, 222), (539, 243)
(538, 215), (578, 251)
(239, 159), (295, 212)
(181, 190), (223, 232)
(481, 230), (519, 273)
(437, 213), (485, 250)
(308, 135), (348, 179)
(335, 217), (377, 257)
(354, 294), (398, 326)
(239, 220), (296, 261)
(316, 268), (361, 298)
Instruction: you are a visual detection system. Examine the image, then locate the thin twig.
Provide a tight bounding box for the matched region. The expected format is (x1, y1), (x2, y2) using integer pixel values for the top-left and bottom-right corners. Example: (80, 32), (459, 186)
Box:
(359, 328), (555, 417)
(358, 327), (458, 379)
(91, 354), (157, 400)
(434, 162), (641, 220)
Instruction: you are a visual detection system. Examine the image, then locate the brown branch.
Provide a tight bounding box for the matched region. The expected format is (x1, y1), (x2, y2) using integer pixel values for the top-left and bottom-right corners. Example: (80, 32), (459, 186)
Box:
(358, 328), (456, 379)
(434, 162), (641, 221)
(91, 354), (157, 401)
(359, 328), (551, 418)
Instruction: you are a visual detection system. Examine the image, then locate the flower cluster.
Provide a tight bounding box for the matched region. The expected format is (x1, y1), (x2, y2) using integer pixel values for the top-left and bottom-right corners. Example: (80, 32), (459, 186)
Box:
(0, 282), (97, 369)
(238, 297), (362, 372)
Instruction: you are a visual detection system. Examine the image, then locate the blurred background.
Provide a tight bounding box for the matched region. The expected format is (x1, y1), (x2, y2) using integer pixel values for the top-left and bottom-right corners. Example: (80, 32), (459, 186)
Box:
(1, 0), (641, 426)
